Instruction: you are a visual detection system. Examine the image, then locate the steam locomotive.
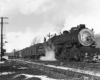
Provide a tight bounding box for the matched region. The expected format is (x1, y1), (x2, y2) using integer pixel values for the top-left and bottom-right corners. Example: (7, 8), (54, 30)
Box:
(13, 24), (100, 62)
(46, 24), (99, 62)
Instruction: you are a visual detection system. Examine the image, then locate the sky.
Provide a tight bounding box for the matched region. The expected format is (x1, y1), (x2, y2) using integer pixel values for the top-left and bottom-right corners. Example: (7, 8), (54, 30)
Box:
(0, 0), (100, 52)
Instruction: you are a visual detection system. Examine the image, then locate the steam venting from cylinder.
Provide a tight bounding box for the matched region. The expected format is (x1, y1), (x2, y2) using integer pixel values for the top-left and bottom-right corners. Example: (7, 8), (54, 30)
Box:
(40, 40), (56, 61)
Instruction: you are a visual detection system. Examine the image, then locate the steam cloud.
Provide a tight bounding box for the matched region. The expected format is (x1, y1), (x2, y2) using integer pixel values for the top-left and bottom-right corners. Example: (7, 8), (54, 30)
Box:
(40, 41), (56, 61)
(40, 46), (56, 61)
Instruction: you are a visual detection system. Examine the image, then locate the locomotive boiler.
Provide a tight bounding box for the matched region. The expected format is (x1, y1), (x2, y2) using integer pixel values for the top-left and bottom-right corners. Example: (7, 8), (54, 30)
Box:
(46, 24), (98, 62)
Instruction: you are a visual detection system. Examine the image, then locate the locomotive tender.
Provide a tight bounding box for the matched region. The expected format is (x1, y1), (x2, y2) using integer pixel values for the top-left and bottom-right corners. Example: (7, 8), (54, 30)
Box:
(13, 24), (100, 62)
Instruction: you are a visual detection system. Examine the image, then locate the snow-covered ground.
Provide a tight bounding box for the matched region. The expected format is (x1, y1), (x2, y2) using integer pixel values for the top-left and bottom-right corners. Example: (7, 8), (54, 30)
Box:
(0, 65), (63, 80)
(0, 71), (63, 80)
(13, 74), (63, 80)
(0, 72), (15, 76)
(15, 59), (100, 77)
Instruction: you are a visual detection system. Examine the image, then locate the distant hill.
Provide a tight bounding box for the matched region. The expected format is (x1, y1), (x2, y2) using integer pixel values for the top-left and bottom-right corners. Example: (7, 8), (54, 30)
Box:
(94, 34), (100, 48)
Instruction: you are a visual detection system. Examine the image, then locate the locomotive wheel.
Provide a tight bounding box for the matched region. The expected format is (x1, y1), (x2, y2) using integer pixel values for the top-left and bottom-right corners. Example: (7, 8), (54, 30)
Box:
(55, 47), (63, 61)
(65, 49), (71, 61)
(69, 46), (80, 62)
(60, 48), (71, 61)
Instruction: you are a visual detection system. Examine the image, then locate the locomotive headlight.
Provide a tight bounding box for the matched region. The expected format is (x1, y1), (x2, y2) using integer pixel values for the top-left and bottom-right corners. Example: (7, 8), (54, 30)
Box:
(78, 29), (94, 46)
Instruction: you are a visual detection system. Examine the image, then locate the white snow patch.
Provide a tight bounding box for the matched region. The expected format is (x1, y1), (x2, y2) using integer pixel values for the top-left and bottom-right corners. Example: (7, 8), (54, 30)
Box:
(0, 72), (15, 76)
(13, 74), (62, 80)
(2, 56), (9, 60)
(0, 61), (5, 64)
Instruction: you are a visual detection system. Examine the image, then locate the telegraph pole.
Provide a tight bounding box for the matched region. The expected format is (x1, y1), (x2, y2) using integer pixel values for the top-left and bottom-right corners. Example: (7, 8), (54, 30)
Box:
(0, 17), (8, 61)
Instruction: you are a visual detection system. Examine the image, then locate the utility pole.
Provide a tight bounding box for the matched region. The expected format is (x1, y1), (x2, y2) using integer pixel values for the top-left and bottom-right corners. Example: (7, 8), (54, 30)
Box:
(0, 17), (8, 61)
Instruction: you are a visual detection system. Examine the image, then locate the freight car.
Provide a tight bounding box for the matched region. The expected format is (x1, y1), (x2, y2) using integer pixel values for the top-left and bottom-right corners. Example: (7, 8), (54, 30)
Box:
(14, 43), (45, 59)
(13, 24), (100, 62)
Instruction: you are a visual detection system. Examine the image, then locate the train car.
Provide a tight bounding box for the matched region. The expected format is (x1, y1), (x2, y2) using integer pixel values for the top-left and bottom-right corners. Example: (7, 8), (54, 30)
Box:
(31, 43), (45, 59)
(19, 43), (45, 59)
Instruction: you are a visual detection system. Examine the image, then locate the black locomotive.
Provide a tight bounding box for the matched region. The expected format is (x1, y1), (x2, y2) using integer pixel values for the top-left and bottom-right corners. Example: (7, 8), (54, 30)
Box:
(46, 24), (99, 62)
(12, 24), (100, 62)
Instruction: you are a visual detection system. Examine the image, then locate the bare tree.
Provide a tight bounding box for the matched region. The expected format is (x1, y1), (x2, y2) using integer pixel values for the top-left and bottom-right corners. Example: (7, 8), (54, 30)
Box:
(31, 37), (39, 45)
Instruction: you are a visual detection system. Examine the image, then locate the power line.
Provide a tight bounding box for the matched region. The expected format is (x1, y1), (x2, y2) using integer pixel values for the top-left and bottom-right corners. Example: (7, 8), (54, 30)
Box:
(0, 17), (8, 61)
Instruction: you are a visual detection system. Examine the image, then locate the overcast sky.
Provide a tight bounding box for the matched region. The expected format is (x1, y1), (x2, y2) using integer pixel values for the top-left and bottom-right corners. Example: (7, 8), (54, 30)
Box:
(0, 0), (100, 52)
